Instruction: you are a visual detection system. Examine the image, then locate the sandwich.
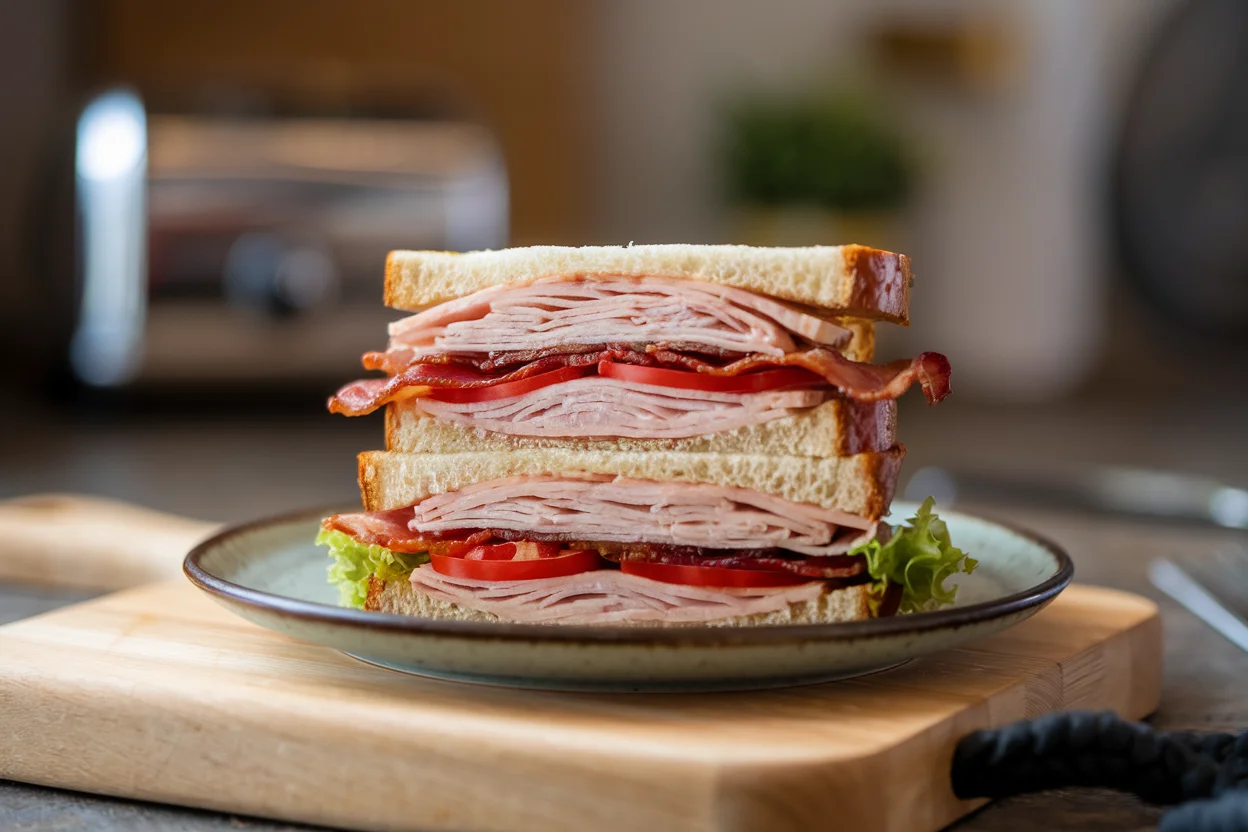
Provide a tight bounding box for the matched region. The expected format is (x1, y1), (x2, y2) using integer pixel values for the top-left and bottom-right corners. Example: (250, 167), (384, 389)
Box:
(319, 244), (974, 626)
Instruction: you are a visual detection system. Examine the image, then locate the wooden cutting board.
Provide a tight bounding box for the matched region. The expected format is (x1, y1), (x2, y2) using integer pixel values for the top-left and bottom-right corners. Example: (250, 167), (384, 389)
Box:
(0, 494), (216, 589)
(0, 575), (1160, 832)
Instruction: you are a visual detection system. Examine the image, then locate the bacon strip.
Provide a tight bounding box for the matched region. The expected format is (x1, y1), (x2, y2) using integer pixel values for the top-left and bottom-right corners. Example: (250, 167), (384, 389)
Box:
(330, 349), (658, 416)
(329, 347), (950, 417)
(602, 550), (866, 579)
(364, 343), (657, 376)
(647, 347), (953, 405)
(322, 510), (491, 554)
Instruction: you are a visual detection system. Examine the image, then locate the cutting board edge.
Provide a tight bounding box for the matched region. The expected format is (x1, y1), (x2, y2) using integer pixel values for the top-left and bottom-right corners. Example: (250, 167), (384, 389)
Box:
(0, 583), (1165, 832)
(701, 590), (1163, 832)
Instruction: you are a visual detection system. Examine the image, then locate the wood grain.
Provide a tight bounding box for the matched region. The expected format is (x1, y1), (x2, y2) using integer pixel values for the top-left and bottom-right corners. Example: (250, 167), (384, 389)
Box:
(0, 494), (216, 589)
(0, 580), (1161, 832)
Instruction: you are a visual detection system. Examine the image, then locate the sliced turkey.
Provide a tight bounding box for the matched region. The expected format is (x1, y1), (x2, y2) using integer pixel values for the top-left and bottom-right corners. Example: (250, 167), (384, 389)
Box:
(410, 474), (877, 555)
(406, 564), (828, 625)
(386, 275), (852, 361)
(412, 376), (826, 439)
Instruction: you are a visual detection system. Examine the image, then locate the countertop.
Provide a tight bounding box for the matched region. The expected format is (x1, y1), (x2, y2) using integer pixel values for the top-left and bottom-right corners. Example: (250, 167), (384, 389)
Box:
(2, 390), (1246, 830)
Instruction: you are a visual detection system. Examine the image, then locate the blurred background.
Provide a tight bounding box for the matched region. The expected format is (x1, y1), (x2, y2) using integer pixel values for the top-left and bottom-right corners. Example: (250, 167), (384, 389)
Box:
(0, 0), (1245, 523)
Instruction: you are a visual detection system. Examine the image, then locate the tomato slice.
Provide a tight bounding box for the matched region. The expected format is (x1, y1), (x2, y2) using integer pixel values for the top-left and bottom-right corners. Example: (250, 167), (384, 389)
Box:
(430, 548), (603, 581)
(420, 358), (822, 405)
(620, 559), (815, 587)
(598, 361), (825, 394)
(426, 364), (594, 404)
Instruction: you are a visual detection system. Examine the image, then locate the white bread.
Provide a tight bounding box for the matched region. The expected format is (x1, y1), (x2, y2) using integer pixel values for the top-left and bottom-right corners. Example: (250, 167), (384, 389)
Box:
(365, 575), (872, 625)
(385, 397), (897, 458)
(384, 244), (912, 323)
(834, 318), (875, 363)
(358, 446), (904, 519)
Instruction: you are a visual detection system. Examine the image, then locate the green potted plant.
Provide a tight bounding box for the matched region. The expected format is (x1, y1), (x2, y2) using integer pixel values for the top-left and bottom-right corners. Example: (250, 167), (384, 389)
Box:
(723, 92), (915, 249)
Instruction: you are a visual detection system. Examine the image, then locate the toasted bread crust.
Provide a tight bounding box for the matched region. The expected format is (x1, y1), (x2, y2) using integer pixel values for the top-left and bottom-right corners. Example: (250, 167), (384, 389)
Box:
(843, 246), (912, 327)
(384, 245), (910, 323)
(357, 446), (904, 519)
(841, 319), (875, 363)
(364, 574), (386, 611)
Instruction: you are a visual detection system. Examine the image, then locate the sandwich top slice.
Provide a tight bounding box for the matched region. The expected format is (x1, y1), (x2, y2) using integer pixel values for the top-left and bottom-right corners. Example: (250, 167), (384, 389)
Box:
(383, 243), (913, 320)
(328, 244), (951, 447)
(317, 448), (976, 627)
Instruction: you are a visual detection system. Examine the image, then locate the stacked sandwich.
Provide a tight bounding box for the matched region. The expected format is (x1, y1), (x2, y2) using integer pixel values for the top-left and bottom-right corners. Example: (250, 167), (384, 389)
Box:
(320, 245), (973, 626)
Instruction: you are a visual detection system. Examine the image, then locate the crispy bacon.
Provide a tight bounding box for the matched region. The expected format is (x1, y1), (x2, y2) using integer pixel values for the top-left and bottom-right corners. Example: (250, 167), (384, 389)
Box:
(647, 347), (953, 405)
(331, 346), (950, 416)
(599, 546), (867, 579)
(489, 532), (865, 574)
(688, 555), (866, 579)
(321, 510), (492, 554)
(366, 343), (693, 375)
(331, 350), (658, 416)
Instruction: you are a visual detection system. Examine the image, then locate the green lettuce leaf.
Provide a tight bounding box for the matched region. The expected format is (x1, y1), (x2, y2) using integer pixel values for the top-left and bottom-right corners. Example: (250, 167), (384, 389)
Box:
(849, 497), (977, 615)
(316, 528), (430, 609)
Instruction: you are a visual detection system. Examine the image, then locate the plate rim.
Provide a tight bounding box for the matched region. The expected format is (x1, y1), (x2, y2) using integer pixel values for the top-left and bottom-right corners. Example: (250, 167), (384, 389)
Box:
(183, 504), (1074, 646)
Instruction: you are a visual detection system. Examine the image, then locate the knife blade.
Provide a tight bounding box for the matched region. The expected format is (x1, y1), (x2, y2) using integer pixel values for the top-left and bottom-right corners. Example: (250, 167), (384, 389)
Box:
(1149, 551), (1248, 653)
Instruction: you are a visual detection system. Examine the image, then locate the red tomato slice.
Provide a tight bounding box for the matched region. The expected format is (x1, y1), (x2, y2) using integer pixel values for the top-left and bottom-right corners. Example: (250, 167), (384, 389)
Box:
(430, 548), (603, 581)
(426, 364), (594, 404)
(620, 559), (815, 588)
(598, 361), (824, 394)
(462, 542), (518, 560)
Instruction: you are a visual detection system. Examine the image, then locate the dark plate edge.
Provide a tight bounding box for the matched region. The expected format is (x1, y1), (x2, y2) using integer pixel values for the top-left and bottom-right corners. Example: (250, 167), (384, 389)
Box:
(183, 504), (1075, 647)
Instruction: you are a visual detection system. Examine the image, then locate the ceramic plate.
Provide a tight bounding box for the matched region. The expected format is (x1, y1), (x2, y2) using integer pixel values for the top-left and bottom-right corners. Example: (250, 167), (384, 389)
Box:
(184, 502), (1072, 691)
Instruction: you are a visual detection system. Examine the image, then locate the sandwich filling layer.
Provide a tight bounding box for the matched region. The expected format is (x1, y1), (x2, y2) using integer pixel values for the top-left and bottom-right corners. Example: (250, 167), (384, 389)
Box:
(384, 276), (852, 362)
(400, 567), (833, 625)
(409, 378), (826, 439)
(321, 472), (977, 623)
(407, 474), (876, 555)
(329, 275), (952, 438)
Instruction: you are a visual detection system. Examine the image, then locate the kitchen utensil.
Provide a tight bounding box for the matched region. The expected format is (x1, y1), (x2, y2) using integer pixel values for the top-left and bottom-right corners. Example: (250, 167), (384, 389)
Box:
(1149, 549), (1248, 653)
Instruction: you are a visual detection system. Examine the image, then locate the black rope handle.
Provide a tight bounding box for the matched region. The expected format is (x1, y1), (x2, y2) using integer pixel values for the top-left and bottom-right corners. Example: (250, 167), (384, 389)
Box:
(952, 711), (1248, 831)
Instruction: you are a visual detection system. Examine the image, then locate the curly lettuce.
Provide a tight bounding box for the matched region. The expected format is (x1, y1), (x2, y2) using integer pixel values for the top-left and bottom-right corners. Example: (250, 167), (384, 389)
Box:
(850, 497), (977, 615)
(316, 529), (429, 609)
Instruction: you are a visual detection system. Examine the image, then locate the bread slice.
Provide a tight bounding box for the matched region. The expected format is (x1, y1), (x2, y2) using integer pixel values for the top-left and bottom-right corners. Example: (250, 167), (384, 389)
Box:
(835, 318), (875, 363)
(365, 575), (872, 625)
(384, 244), (912, 323)
(358, 446), (904, 519)
(385, 397), (897, 457)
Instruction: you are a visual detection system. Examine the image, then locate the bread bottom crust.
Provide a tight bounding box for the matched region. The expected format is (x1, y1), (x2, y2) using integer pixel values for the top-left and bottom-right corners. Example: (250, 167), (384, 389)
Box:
(363, 574), (872, 626)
